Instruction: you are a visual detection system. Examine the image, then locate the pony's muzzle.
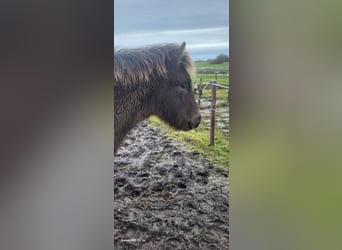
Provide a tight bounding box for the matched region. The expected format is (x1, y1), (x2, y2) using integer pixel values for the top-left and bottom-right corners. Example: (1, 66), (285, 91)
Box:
(189, 115), (201, 129)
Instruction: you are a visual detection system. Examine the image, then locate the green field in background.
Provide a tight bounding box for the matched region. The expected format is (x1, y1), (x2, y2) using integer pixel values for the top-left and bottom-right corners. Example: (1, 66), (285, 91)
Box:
(193, 61), (229, 85)
(195, 61), (229, 69)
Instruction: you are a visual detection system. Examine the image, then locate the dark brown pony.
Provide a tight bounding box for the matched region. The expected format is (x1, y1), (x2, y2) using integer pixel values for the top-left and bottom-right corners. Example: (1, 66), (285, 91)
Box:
(114, 42), (201, 154)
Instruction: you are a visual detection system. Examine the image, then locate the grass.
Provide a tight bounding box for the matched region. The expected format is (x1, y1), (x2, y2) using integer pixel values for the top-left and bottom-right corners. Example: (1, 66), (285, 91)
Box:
(195, 61), (229, 69)
(200, 87), (229, 100)
(193, 61), (229, 85)
(149, 116), (229, 172)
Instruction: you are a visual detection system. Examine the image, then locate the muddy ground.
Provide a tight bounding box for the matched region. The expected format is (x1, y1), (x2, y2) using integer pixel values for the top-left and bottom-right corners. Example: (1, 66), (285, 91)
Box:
(114, 121), (229, 250)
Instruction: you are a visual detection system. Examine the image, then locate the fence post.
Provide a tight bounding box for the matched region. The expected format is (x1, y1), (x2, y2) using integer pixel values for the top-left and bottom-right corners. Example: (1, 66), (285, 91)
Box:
(209, 81), (216, 146)
(198, 77), (202, 106)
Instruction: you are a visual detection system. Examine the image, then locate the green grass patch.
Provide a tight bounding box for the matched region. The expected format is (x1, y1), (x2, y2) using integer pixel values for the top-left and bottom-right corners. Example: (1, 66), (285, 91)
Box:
(195, 61), (229, 68)
(149, 116), (229, 172)
(200, 88), (228, 100)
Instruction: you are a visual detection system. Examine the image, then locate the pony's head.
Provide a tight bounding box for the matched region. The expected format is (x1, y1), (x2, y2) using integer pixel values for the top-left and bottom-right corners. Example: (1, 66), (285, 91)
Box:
(152, 42), (201, 131)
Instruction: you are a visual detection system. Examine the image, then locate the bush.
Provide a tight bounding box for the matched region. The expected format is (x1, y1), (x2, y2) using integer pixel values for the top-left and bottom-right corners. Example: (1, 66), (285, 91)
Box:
(210, 54), (229, 64)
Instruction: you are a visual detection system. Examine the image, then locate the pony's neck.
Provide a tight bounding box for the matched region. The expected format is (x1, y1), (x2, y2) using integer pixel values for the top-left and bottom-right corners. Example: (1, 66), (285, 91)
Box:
(114, 85), (154, 153)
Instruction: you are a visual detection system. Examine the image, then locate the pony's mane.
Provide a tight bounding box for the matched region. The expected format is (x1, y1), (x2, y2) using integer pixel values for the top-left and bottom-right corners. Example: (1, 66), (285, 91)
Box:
(114, 43), (195, 87)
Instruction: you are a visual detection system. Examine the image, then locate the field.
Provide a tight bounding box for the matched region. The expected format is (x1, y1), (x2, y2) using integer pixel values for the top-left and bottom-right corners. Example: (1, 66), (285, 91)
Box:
(195, 61), (229, 69)
(193, 61), (229, 85)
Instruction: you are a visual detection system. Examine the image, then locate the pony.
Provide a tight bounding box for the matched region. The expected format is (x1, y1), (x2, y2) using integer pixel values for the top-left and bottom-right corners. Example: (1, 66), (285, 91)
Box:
(114, 42), (201, 154)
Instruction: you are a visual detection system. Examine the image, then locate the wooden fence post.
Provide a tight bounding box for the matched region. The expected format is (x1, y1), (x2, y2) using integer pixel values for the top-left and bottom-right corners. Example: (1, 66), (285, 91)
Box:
(198, 77), (202, 106)
(209, 81), (216, 146)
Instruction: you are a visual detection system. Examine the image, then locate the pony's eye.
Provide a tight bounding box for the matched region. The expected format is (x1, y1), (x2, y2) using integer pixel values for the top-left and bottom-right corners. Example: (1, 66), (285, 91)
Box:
(180, 83), (187, 89)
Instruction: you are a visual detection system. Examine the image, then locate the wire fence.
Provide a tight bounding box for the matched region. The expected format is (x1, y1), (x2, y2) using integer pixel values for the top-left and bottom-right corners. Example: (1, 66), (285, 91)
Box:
(194, 73), (229, 146)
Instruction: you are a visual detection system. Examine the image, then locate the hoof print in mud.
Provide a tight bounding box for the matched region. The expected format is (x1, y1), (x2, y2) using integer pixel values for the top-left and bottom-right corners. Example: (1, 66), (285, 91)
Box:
(196, 178), (209, 185)
(138, 172), (150, 178)
(196, 169), (209, 177)
(173, 170), (184, 178)
(151, 182), (164, 192)
(157, 167), (168, 176)
(115, 177), (127, 187)
(172, 151), (182, 156)
(176, 181), (187, 189)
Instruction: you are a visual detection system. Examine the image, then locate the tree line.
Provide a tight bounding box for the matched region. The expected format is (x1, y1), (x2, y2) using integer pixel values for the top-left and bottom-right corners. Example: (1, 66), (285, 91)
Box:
(210, 54), (229, 64)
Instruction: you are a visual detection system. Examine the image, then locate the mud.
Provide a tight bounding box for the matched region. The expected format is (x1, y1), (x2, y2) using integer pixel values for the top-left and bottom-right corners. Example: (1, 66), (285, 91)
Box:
(114, 121), (229, 249)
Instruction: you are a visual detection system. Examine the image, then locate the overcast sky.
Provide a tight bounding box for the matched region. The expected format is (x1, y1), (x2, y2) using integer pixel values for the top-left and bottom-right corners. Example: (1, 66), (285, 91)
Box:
(114, 0), (229, 60)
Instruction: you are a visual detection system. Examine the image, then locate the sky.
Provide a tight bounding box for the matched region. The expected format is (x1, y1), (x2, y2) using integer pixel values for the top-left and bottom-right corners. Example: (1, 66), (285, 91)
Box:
(114, 0), (229, 60)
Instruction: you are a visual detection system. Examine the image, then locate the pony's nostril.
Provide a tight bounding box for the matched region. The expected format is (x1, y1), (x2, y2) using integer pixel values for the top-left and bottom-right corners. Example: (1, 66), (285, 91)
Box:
(193, 116), (201, 128)
(188, 116), (201, 130)
(196, 116), (201, 125)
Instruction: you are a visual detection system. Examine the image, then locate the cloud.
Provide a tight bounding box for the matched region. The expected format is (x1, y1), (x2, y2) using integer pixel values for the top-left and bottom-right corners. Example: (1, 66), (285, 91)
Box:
(114, 0), (229, 59)
(114, 27), (229, 59)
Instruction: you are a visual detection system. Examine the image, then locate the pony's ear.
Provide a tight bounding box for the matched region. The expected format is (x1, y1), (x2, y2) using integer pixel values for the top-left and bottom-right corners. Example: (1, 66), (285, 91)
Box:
(179, 42), (186, 53)
(165, 42), (187, 66)
(172, 42), (186, 64)
(176, 42), (186, 61)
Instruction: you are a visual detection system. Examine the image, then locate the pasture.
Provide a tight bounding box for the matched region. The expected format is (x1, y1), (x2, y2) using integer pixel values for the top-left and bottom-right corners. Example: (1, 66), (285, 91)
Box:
(193, 61), (229, 85)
